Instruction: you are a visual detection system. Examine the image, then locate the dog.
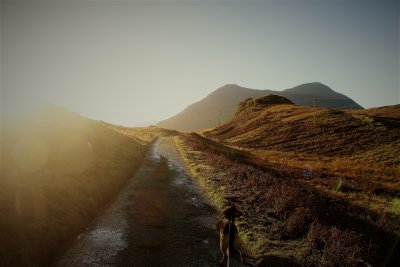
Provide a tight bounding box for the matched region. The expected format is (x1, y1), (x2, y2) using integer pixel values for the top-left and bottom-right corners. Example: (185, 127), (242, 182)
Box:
(216, 204), (243, 266)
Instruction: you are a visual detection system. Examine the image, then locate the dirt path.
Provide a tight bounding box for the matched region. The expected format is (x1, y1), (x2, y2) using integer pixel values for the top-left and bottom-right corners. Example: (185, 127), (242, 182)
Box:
(54, 137), (245, 266)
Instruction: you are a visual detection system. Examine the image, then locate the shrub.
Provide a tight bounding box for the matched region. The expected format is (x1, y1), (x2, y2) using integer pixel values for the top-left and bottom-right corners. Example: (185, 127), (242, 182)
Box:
(307, 222), (364, 266)
(323, 227), (363, 266)
(282, 207), (314, 239)
(307, 221), (329, 250)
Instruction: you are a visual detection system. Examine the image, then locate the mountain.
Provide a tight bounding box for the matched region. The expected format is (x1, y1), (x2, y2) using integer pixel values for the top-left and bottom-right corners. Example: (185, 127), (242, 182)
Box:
(157, 82), (363, 132)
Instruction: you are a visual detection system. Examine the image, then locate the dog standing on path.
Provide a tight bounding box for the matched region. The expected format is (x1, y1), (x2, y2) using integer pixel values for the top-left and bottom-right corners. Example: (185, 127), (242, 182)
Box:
(216, 204), (244, 266)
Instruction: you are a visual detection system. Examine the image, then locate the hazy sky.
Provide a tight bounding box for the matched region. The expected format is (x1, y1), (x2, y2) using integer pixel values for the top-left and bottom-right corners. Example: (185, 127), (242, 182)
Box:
(1, 0), (399, 126)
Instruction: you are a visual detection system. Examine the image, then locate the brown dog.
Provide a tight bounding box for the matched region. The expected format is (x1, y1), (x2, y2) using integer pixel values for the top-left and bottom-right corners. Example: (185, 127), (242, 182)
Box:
(216, 204), (243, 266)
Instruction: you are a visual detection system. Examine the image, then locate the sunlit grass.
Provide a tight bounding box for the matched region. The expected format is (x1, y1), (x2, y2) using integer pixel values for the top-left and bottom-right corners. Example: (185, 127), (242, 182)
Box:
(173, 136), (226, 210)
(205, 102), (399, 221)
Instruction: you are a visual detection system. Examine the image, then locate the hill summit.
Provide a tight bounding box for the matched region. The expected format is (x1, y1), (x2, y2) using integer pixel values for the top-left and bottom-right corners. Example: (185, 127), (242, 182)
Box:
(236, 95), (294, 114)
(283, 82), (337, 96)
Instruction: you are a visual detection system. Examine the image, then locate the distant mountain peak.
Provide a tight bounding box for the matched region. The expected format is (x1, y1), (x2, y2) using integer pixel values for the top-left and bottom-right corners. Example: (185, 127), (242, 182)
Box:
(224, 83), (241, 87)
(207, 84), (251, 99)
(284, 82), (336, 96)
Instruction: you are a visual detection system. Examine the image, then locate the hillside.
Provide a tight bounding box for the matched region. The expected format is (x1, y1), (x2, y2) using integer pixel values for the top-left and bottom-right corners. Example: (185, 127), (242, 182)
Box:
(176, 132), (399, 266)
(204, 98), (399, 213)
(157, 82), (363, 132)
(174, 99), (399, 266)
(206, 98), (399, 164)
(349, 104), (400, 119)
(0, 106), (151, 267)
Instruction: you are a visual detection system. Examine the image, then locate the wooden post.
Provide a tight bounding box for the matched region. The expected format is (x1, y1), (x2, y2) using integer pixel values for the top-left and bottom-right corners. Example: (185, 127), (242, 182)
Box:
(313, 99), (316, 126)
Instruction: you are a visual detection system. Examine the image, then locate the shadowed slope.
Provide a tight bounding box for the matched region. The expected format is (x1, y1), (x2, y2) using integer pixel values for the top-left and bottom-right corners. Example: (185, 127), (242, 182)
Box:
(0, 106), (147, 267)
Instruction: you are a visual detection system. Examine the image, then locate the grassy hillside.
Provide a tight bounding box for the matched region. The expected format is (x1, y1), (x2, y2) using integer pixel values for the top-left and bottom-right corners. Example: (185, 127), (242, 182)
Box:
(157, 82), (363, 132)
(204, 100), (400, 213)
(207, 102), (398, 161)
(349, 104), (400, 119)
(176, 133), (399, 266)
(174, 98), (399, 266)
(0, 107), (169, 267)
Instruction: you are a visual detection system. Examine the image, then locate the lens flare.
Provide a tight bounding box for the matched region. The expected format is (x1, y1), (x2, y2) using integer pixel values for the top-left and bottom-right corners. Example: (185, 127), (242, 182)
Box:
(56, 136), (93, 174)
(304, 164), (313, 178)
(12, 136), (48, 172)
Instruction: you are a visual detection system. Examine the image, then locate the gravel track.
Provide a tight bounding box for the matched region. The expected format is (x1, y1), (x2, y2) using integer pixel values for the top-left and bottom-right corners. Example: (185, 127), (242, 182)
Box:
(54, 137), (245, 267)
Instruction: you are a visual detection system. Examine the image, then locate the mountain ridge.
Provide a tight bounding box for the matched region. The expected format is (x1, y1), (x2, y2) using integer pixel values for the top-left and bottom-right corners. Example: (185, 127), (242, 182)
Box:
(157, 82), (363, 131)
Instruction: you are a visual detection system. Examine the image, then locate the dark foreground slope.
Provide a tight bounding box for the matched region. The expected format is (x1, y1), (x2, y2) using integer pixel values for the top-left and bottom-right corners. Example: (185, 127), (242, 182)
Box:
(0, 106), (148, 267)
(157, 82), (363, 131)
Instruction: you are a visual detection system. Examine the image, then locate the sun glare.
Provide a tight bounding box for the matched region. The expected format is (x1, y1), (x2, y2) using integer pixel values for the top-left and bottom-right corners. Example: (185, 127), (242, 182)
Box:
(12, 137), (48, 172)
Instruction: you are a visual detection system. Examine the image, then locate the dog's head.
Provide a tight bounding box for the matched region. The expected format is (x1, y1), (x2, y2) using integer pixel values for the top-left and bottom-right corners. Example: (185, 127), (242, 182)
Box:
(223, 204), (242, 220)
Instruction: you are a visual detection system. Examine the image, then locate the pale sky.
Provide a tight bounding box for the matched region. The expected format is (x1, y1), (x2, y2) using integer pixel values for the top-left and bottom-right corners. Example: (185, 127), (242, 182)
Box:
(1, 0), (399, 126)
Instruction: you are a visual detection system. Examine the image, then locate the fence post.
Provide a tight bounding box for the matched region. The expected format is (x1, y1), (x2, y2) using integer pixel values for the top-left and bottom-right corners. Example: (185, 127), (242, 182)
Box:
(313, 99), (316, 126)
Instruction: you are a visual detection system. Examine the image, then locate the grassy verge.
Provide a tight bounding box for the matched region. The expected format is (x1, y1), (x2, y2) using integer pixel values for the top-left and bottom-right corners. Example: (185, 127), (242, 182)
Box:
(174, 135), (226, 210)
(173, 134), (272, 264)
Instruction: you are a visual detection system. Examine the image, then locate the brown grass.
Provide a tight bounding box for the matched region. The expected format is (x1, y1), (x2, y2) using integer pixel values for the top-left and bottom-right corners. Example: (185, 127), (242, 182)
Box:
(206, 104), (399, 164)
(307, 222), (364, 266)
(204, 103), (400, 220)
(280, 207), (314, 240)
(175, 132), (399, 266)
(348, 104), (400, 119)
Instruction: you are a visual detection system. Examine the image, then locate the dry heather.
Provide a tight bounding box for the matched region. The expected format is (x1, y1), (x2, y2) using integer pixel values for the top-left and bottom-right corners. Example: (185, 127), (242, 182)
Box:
(206, 104), (399, 163)
(199, 102), (399, 266)
(205, 103), (400, 217)
(349, 104), (400, 119)
(175, 132), (399, 266)
(0, 107), (172, 267)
